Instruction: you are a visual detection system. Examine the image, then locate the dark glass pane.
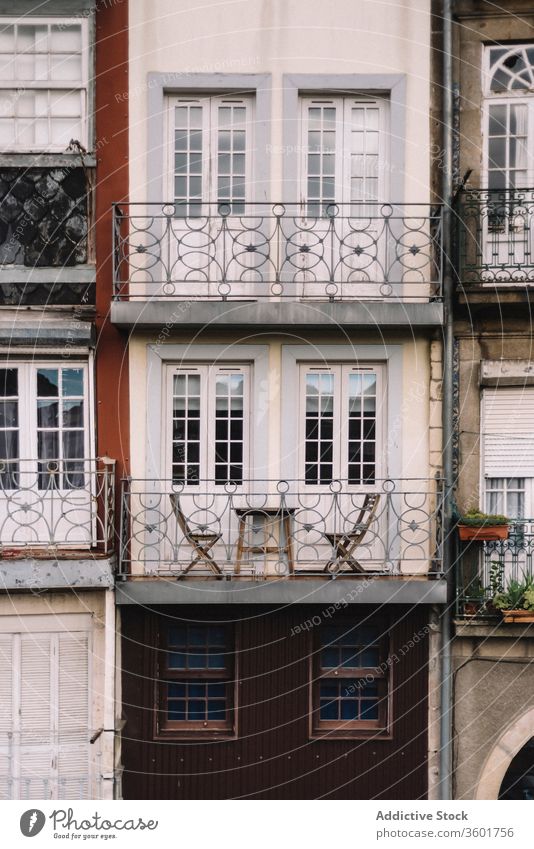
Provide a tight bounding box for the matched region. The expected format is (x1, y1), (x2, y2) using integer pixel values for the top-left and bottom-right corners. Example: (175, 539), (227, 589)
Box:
(207, 652), (225, 669)
(320, 682), (337, 697)
(208, 626), (226, 645)
(320, 699), (338, 720)
(173, 422), (185, 441)
(167, 682), (186, 698)
(361, 647), (380, 666)
(188, 700), (205, 720)
(168, 652), (186, 669)
(37, 400), (58, 428)
(321, 419), (333, 440)
(0, 430), (18, 462)
(230, 442), (242, 462)
(188, 683), (205, 698)
(189, 626), (207, 645)
(63, 400), (83, 428)
(360, 683), (379, 697)
(341, 648), (359, 667)
(37, 369), (59, 397)
(305, 442), (318, 462)
(305, 463), (318, 484)
(62, 430), (84, 459)
(215, 420), (227, 440)
(305, 420), (319, 440)
(208, 701), (226, 720)
(228, 465), (242, 482)
(38, 430), (59, 460)
(0, 401), (18, 428)
(0, 369), (17, 397)
(207, 682), (226, 697)
(341, 699), (358, 720)
(168, 702), (186, 721)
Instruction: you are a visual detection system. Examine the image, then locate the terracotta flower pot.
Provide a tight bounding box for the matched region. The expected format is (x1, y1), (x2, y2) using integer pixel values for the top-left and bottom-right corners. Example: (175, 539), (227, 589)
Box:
(502, 609), (534, 624)
(458, 524), (509, 542)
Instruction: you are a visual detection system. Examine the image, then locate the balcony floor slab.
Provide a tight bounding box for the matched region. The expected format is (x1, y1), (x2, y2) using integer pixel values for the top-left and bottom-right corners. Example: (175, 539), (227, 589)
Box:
(0, 556), (115, 591)
(111, 299), (444, 330)
(116, 577), (447, 605)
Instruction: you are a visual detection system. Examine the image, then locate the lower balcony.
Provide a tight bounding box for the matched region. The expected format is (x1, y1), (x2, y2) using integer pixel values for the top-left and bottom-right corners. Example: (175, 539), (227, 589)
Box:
(456, 521), (534, 620)
(0, 458), (116, 591)
(117, 478), (446, 605)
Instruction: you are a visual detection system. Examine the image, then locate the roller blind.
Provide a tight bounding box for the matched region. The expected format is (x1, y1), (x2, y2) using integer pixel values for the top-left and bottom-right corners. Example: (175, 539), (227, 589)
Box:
(482, 387), (534, 476)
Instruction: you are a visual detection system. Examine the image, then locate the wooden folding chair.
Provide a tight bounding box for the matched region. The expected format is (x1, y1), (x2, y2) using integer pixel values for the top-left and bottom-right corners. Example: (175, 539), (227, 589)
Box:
(323, 493), (380, 574)
(170, 494), (223, 577)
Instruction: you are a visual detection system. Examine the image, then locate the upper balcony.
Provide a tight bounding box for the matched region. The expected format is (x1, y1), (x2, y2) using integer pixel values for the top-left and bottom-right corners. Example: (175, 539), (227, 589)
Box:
(116, 476), (447, 606)
(0, 165), (94, 306)
(110, 202), (444, 330)
(458, 188), (534, 301)
(0, 457), (115, 591)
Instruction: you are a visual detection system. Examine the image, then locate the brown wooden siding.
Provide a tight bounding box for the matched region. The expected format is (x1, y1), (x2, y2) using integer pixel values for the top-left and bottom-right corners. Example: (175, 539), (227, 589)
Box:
(121, 605), (429, 799)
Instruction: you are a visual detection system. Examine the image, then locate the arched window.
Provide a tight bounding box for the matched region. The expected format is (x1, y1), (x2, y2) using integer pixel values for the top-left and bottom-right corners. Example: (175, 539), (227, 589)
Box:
(483, 45), (534, 191)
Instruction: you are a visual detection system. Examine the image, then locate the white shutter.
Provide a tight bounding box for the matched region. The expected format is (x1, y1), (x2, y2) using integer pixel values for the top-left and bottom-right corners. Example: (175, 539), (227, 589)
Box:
(19, 634), (54, 799)
(482, 387), (534, 476)
(0, 635), (14, 799)
(57, 633), (90, 799)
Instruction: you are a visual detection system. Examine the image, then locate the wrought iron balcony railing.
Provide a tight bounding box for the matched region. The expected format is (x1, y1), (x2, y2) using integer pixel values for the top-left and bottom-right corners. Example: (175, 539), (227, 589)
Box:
(0, 458), (115, 555)
(456, 520), (534, 618)
(458, 188), (534, 285)
(119, 477), (443, 579)
(112, 202), (443, 302)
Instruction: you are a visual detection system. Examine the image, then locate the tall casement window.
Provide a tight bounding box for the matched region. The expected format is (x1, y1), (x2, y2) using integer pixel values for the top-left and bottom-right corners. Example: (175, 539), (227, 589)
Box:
(0, 363), (90, 490)
(300, 96), (388, 214)
(168, 364), (249, 485)
(482, 387), (534, 518)
(300, 364), (383, 485)
(0, 19), (88, 151)
(484, 45), (534, 191)
(312, 620), (389, 737)
(167, 94), (253, 214)
(156, 623), (235, 737)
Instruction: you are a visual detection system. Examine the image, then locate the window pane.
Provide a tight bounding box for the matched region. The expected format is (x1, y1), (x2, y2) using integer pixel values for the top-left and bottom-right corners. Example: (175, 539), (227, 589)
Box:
(37, 369), (59, 397)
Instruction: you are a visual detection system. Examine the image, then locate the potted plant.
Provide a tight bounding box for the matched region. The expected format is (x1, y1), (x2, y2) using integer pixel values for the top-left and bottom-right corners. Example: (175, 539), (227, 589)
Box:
(457, 509), (509, 541)
(493, 573), (534, 623)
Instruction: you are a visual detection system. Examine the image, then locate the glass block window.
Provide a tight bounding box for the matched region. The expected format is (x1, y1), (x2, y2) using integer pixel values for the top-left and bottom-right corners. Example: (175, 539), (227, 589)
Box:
(0, 19), (87, 151)
(313, 621), (389, 734)
(159, 623), (234, 734)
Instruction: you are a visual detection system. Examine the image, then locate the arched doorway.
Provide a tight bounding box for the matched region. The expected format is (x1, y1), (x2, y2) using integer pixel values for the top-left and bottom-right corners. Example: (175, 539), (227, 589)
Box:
(498, 738), (534, 800)
(475, 707), (534, 799)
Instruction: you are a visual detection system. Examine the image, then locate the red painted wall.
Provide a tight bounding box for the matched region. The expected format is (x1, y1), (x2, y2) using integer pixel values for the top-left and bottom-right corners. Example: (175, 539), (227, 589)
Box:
(95, 0), (129, 496)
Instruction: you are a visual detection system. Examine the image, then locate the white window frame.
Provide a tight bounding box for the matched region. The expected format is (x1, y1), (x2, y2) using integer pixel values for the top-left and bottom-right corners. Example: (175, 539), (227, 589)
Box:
(0, 359), (94, 485)
(165, 93), (254, 209)
(482, 45), (534, 190)
(298, 362), (386, 486)
(0, 16), (89, 152)
(298, 95), (389, 209)
(165, 362), (251, 486)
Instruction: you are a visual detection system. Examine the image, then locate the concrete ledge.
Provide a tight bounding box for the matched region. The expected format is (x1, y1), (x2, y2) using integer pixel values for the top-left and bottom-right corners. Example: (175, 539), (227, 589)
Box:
(0, 318), (94, 347)
(110, 299), (444, 330)
(454, 621), (534, 638)
(0, 266), (95, 286)
(0, 558), (115, 591)
(116, 578), (447, 605)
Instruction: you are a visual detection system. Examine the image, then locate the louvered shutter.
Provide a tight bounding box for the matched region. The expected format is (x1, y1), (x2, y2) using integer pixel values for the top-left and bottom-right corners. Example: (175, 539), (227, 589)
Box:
(0, 635), (14, 799)
(57, 633), (90, 799)
(482, 387), (534, 476)
(19, 634), (54, 799)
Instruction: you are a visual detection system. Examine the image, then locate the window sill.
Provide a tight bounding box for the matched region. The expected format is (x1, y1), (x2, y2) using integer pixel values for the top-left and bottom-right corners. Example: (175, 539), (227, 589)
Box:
(154, 728), (237, 742)
(311, 726), (392, 741)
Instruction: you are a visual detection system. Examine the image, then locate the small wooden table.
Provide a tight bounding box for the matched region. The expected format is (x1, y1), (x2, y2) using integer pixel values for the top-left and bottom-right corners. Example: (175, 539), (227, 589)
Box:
(234, 506), (296, 575)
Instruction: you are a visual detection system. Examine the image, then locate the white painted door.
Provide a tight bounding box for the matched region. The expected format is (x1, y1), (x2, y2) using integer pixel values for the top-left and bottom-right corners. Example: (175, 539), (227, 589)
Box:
(163, 95), (258, 298)
(295, 364), (390, 570)
(482, 99), (534, 277)
(295, 97), (390, 298)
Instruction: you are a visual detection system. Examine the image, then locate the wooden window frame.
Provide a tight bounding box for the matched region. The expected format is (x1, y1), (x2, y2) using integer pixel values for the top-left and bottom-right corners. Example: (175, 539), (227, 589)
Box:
(309, 617), (392, 740)
(154, 622), (237, 741)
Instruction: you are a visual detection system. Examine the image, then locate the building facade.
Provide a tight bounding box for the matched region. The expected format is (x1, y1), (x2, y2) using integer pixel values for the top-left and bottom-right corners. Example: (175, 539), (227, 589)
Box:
(452, 0), (534, 801)
(113, 0), (447, 799)
(0, 0), (128, 799)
